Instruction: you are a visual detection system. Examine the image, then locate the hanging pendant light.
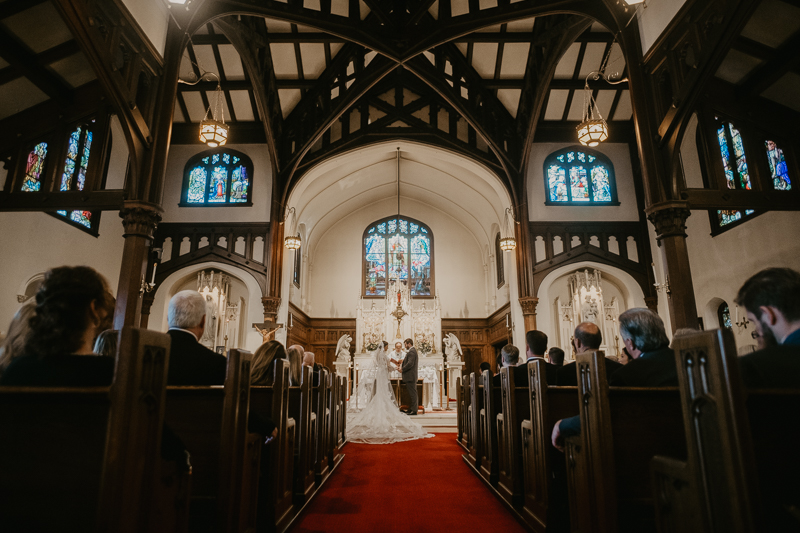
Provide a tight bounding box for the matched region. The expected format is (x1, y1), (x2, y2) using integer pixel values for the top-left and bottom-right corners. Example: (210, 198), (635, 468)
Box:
(283, 207), (301, 250)
(200, 83), (229, 147)
(577, 80), (609, 147)
(499, 207), (516, 252)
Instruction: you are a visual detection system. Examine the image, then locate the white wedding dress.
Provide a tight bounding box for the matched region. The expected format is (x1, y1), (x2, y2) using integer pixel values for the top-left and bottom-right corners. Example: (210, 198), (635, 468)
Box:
(347, 347), (433, 444)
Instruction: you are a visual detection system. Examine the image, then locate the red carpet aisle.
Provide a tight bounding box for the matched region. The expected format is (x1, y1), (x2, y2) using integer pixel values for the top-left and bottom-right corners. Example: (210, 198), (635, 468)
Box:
(291, 434), (527, 533)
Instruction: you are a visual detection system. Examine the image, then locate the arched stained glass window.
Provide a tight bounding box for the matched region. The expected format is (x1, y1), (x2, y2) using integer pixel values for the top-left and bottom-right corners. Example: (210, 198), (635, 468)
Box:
(544, 147), (617, 205)
(714, 118), (754, 228)
(717, 302), (732, 330)
(495, 233), (505, 288)
(181, 149), (253, 206)
(57, 123), (95, 229)
(21, 142), (48, 192)
(364, 216), (433, 297)
(765, 140), (792, 191)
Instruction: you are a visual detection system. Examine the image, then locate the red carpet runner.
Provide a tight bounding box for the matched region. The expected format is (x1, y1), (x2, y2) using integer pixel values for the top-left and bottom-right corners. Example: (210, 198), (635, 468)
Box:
(291, 434), (528, 532)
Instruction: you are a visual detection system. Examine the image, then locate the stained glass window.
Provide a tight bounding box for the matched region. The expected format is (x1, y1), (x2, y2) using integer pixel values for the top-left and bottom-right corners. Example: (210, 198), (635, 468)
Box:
(718, 302), (732, 330)
(765, 140), (792, 191)
(57, 124), (95, 230)
(21, 142), (47, 192)
(715, 119), (754, 228)
(182, 149), (254, 206)
(544, 147), (617, 204)
(293, 240), (302, 287)
(364, 216), (433, 297)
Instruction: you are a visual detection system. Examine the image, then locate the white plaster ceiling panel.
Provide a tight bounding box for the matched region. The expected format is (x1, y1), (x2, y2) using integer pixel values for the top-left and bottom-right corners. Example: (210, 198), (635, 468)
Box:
(300, 43), (327, 78)
(191, 45), (218, 78)
(740, 0), (800, 49)
(715, 49), (763, 84)
(330, 42), (344, 58)
(761, 72), (800, 112)
(471, 43), (498, 78)
(193, 24), (209, 35)
(506, 17), (536, 32)
(451, 0), (469, 17)
(553, 43), (581, 79)
(1, 3), (72, 54)
(331, 0), (349, 17)
(229, 90), (256, 121)
(304, 0), (321, 11)
(590, 21), (611, 33)
(429, 0), (439, 19)
(499, 43), (530, 78)
(270, 43), (299, 78)
(181, 91), (207, 122)
(172, 105), (184, 123)
(218, 45), (245, 80)
(544, 89), (569, 120)
(612, 90), (632, 121)
(565, 91), (585, 121)
(296, 24), (316, 33)
(278, 88), (302, 118)
(594, 90), (616, 120)
(360, 1), (371, 20)
(605, 43), (626, 79)
(479, 0), (498, 9)
(179, 53), (196, 81)
(204, 90), (232, 122)
(47, 53), (96, 88)
(477, 24), (503, 33)
(497, 88), (522, 118)
(0, 77), (49, 121)
(265, 19), (292, 33)
(578, 43), (607, 78)
(455, 42), (468, 56)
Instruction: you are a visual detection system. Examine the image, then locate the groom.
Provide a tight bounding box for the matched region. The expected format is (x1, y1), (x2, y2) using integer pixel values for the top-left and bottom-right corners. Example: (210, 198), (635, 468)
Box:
(401, 338), (419, 415)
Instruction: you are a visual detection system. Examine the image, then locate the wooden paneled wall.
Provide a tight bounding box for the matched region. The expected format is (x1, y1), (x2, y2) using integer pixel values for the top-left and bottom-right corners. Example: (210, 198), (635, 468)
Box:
(442, 303), (511, 378)
(286, 304), (356, 370)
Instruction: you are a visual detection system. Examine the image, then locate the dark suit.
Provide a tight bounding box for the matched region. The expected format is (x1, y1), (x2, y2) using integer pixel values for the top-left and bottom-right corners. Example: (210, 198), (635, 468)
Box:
(402, 346), (419, 414)
(524, 357), (559, 385)
(0, 354), (114, 386)
(738, 329), (800, 388)
(558, 346), (677, 440)
(557, 356), (623, 386)
(167, 329), (227, 386)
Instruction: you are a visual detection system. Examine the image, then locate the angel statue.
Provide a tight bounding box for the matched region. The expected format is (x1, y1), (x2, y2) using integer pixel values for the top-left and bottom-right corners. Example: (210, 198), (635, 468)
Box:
(335, 334), (352, 362)
(444, 333), (463, 362)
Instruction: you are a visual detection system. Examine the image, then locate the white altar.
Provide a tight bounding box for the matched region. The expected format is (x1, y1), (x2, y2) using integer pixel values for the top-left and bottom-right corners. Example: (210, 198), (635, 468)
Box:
(555, 269), (622, 360)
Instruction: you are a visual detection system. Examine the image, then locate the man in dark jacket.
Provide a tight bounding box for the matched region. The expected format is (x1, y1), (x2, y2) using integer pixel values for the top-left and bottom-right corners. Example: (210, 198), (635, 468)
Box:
(557, 322), (622, 386)
(166, 290), (228, 386)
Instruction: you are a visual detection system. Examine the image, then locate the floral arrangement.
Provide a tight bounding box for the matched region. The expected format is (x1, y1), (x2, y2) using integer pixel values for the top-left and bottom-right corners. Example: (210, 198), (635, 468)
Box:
(418, 339), (433, 355)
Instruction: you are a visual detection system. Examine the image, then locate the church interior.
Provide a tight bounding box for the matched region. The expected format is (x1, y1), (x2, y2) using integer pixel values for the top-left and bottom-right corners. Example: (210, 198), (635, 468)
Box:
(1, 0), (799, 531)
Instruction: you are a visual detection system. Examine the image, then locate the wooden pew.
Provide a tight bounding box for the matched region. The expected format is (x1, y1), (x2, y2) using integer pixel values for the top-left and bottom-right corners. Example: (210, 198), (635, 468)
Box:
(565, 350), (686, 533)
(0, 327), (175, 533)
(288, 365), (316, 505)
(465, 372), (484, 470)
(479, 369), (502, 486)
(456, 376), (467, 450)
(249, 359), (295, 533)
(521, 360), (577, 532)
(313, 367), (330, 483)
(328, 373), (346, 470)
(164, 348), (257, 533)
(652, 329), (800, 533)
(497, 365), (531, 508)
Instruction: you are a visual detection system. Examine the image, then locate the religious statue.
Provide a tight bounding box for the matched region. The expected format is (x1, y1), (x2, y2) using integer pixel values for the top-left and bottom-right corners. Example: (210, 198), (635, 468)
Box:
(444, 333), (463, 362)
(581, 294), (599, 324)
(336, 334), (352, 362)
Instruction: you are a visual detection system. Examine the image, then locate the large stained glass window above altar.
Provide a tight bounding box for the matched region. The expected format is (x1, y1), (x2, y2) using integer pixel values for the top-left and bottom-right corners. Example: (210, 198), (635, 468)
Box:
(363, 216), (433, 297)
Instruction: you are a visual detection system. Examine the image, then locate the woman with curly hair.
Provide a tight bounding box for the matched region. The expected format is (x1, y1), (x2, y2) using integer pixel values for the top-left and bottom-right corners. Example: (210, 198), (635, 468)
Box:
(0, 266), (116, 386)
(0, 301), (35, 376)
(251, 340), (287, 386)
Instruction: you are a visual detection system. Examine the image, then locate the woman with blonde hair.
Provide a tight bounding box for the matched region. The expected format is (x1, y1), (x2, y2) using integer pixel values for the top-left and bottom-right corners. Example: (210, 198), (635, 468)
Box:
(251, 340), (287, 386)
(93, 329), (119, 358)
(286, 345), (304, 386)
(0, 302), (36, 376)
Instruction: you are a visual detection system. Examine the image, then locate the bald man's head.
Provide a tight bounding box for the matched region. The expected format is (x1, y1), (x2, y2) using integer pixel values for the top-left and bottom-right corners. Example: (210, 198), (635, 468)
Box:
(574, 322), (602, 351)
(302, 352), (315, 367)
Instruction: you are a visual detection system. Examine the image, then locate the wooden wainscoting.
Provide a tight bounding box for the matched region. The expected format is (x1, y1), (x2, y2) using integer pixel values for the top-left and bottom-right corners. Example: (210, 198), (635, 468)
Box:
(286, 304), (356, 370)
(443, 303), (510, 379)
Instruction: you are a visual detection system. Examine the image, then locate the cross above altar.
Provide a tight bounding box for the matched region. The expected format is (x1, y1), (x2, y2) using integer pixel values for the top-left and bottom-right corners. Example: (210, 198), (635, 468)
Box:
(253, 320), (282, 343)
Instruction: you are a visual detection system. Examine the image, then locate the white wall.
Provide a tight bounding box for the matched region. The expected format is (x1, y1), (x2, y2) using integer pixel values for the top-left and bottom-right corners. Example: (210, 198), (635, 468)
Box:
(0, 211), (125, 336)
(306, 198), (489, 319)
(160, 144), (272, 223)
(527, 143), (640, 222)
(120, 0), (168, 57)
(637, 0), (689, 55)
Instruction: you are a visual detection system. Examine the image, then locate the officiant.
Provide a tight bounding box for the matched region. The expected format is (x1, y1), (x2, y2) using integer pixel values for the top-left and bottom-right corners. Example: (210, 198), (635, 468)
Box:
(389, 341), (405, 379)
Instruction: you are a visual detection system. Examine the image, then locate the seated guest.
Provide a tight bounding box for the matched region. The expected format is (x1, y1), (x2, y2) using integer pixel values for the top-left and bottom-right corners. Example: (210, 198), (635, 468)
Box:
(0, 301), (35, 376)
(479, 362), (491, 375)
(303, 351), (321, 386)
(670, 327), (697, 348)
(735, 267), (800, 388)
(619, 347), (633, 365)
(495, 353), (503, 376)
(251, 340), (288, 387)
(166, 290), (227, 386)
(1, 266), (115, 386)
(548, 347), (565, 367)
(552, 308), (676, 450)
(286, 345), (304, 386)
(493, 344), (520, 386)
(526, 330), (559, 384)
(557, 322), (622, 386)
(93, 329), (118, 358)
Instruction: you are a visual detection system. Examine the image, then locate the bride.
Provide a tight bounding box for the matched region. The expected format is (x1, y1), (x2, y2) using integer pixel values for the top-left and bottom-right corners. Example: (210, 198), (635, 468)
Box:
(347, 341), (433, 444)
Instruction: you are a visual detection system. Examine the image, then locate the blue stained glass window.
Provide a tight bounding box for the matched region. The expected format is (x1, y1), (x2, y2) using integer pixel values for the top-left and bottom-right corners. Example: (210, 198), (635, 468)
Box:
(719, 303), (732, 329)
(58, 125), (94, 230)
(21, 142), (47, 192)
(70, 211), (92, 228)
(714, 120), (756, 230)
(364, 217), (433, 296)
(182, 150), (254, 206)
(765, 140), (792, 191)
(545, 148), (616, 204)
(61, 127), (81, 191)
(718, 210), (743, 226)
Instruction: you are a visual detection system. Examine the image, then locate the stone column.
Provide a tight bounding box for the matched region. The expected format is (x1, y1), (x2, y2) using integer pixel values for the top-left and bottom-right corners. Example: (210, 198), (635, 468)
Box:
(519, 296), (539, 333)
(262, 296), (281, 322)
(113, 201), (162, 329)
(645, 201), (698, 331)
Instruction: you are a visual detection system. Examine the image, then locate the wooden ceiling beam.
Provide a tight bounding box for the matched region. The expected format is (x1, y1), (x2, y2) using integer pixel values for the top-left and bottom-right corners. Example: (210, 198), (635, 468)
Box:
(0, 0), (48, 19)
(451, 31), (615, 43)
(0, 26), (74, 106)
(737, 30), (800, 97)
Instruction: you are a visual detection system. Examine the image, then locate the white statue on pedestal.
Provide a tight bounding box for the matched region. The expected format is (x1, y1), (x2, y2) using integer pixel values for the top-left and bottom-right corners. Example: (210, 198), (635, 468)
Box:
(444, 333), (462, 362)
(335, 334), (352, 362)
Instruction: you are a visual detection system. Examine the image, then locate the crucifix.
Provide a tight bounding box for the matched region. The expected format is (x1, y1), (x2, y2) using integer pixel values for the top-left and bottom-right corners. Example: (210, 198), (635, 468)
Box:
(253, 320), (282, 343)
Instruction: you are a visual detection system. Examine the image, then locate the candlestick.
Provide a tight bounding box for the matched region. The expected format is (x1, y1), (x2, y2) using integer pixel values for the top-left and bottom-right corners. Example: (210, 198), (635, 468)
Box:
(651, 262), (657, 281)
(150, 262), (157, 284)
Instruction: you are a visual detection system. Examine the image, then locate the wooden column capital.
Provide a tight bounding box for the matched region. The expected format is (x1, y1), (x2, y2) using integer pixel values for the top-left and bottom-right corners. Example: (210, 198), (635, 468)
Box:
(645, 201), (691, 241)
(518, 296), (539, 316)
(119, 201), (163, 239)
(262, 296), (281, 321)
